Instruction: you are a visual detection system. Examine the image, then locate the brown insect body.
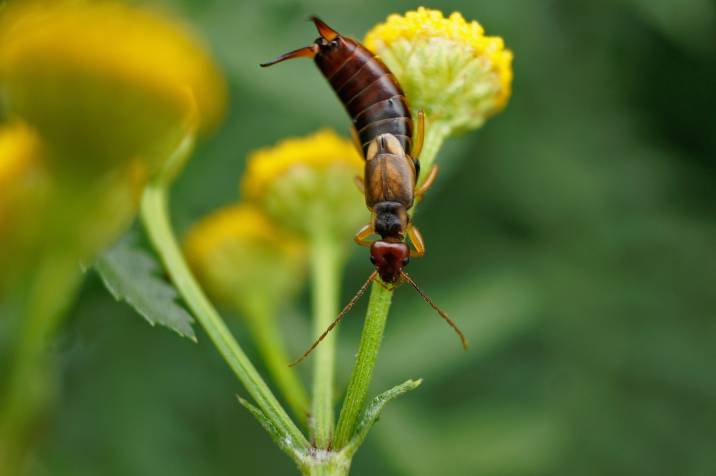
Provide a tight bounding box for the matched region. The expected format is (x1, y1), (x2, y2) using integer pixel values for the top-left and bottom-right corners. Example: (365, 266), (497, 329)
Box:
(261, 17), (467, 366)
(261, 17), (420, 283)
(316, 34), (418, 283)
(313, 36), (414, 159)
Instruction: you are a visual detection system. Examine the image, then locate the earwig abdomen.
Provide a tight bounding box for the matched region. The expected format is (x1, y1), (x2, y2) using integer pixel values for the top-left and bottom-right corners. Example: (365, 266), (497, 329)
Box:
(314, 37), (413, 157)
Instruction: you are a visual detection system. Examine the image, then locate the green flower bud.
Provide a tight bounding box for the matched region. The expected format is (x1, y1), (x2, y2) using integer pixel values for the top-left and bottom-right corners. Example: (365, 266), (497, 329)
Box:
(241, 130), (367, 243)
(184, 204), (307, 317)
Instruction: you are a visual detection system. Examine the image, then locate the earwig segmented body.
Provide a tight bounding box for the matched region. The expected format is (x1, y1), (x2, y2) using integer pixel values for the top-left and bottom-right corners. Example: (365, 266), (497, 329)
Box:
(261, 17), (434, 284)
(315, 36), (414, 160)
(262, 17), (466, 364)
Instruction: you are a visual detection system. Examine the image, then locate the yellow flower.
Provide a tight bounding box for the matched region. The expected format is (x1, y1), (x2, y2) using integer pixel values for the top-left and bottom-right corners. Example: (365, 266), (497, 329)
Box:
(364, 8), (513, 135)
(0, 1), (227, 174)
(184, 203), (306, 315)
(241, 130), (366, 240)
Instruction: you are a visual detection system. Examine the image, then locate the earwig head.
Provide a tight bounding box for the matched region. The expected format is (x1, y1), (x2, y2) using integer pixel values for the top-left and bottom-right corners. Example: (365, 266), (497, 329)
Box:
(370, 240), (410, 284)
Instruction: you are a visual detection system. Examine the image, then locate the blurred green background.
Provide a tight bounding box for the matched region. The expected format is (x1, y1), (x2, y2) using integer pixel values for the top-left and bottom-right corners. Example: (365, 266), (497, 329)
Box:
(26, 0), (716, 475)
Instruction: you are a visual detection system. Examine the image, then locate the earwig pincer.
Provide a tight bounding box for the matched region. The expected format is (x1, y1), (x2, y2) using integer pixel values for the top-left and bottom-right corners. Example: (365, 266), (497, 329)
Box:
(262, 17), (467, 365)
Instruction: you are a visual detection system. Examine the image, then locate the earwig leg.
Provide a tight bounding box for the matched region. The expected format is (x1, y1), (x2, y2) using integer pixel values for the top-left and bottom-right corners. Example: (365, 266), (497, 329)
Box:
(354, 175), (365, 193)
(354, 223), (375, 247)
(407, 223), (426, 257)
(412, 110), (425, 160)
(415, 164), (439, 200)
(350, 127), (363, 157)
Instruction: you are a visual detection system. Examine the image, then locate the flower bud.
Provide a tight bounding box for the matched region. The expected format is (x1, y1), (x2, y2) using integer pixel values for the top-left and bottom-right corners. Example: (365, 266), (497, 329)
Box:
(241, 130), (367, 242)
(184, 204), (307, 317)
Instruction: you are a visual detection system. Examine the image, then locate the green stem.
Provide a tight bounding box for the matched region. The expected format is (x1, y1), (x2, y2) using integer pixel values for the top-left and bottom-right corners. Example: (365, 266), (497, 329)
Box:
(309, 230), (341, 448)
(417, 121), (449, 185)
(302, 454), (351, 476)
(333, 280), (393, 449)
(0, 254), (81, 475)
(242, 308), (309, 423)
(140, 175), (309, 452)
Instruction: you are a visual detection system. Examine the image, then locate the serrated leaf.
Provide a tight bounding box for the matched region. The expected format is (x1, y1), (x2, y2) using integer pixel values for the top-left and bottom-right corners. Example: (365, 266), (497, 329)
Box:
(345, 378), (422, 456)
(95, 234), (197, 341)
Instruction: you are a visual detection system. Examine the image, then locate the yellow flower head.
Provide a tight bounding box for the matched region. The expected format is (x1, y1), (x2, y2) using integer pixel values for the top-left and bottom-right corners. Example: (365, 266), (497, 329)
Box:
(241, 130), (366, 240)
(0, 1), (227, 174)
(365, 7), (513, 135)
(184, 203), (306, 315)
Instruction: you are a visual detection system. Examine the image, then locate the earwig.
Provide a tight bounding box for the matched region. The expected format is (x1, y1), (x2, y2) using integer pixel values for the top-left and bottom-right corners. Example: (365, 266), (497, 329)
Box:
(262, 17), (467, 364)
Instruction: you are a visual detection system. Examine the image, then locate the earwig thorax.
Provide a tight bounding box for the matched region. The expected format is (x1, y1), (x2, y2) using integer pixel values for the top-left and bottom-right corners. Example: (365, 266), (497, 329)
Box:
(373, 201), (408, 238)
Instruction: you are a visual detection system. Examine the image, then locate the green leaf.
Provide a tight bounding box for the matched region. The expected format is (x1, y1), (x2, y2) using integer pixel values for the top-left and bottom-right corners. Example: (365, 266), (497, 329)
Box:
(344, 378), (422, 456)
(237, 396), (305, 467)
(95, 234), (197, 341)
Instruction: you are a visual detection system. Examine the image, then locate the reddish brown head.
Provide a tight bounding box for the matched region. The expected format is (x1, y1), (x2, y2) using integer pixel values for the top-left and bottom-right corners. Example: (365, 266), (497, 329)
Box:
(370, 240), (410, 284)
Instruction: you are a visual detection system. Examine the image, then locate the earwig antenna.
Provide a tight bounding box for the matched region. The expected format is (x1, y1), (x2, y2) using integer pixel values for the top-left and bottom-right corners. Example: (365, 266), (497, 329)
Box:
(289, 272), (377, 367)
(400, 271), (468, 350)
(260, 45), (318, 67)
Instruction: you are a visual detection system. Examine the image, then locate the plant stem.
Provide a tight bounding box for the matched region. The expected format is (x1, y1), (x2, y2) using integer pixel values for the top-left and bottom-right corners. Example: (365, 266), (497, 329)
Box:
(0, 254), (81, 475)
(333, 280), (393, 449)
(416, 121), (449, 185)
(140, 178), (309, 452)
(243, 307), (309, 423)
(309, 229), (341, 448)
(303, 454), (351, 476)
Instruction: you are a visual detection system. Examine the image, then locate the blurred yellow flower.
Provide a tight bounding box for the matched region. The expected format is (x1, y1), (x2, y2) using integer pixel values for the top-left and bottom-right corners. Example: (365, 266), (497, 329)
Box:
(241, 130), (366, 240)
(0, 1), (227, 173)
(0, 122), (42, 193)
(242, 130), (362, 200)
(184, 203), (306, 315)
(364, 7), (513, 135)
(0, 122), (47, 289)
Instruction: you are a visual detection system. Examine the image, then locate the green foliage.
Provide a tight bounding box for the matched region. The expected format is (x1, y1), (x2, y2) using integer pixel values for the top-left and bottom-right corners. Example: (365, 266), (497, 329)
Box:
(237, 397), (305, 466)
(95, 234), (197, 342)
(344, 378), (422, 456)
